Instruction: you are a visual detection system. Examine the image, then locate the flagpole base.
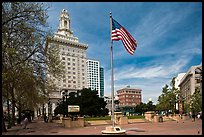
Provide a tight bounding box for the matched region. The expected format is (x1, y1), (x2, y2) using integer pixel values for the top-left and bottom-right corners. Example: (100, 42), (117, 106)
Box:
(101, 126), (126, 135)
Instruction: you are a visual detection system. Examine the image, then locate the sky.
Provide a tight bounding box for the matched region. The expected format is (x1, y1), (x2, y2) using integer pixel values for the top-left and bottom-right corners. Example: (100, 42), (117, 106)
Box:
(45, 2), (202, 104)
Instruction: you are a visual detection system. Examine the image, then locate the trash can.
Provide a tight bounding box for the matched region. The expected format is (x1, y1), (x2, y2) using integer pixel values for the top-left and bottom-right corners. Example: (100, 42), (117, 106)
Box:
(159, 116), (163, 122)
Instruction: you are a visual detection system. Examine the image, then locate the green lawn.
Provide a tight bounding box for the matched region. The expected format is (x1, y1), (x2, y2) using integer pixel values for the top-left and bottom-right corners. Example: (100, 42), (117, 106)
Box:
(84, 115), (145, 121)
(127, 115), (145, 119)
(84, 116), (111, 121)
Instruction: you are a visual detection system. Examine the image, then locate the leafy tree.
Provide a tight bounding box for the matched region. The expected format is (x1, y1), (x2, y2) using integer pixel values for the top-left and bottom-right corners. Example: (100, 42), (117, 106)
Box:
(146, 101), (156, 111)
(189, 89), (202, 114)
(54, 88), (108, 117)
(2, 2), (64, 131)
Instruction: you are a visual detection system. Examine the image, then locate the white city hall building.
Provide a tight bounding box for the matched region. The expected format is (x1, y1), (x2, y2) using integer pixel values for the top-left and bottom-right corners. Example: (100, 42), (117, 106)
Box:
(35, 9), (88, 117)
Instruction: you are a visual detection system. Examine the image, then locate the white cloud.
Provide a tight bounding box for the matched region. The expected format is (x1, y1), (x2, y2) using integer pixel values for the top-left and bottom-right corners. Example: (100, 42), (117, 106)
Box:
(104, 54), (190, 103)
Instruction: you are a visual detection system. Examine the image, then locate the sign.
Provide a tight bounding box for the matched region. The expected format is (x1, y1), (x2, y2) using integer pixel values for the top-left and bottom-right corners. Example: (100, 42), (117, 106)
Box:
(68, 105), (80, 112)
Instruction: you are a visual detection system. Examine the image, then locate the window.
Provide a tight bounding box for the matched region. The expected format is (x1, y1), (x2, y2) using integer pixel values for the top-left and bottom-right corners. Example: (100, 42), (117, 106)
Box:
(64, 20), (67, 27)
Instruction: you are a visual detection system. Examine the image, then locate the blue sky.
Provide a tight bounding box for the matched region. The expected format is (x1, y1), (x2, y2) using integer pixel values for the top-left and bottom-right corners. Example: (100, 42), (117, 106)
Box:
(45, 2), (202, 104)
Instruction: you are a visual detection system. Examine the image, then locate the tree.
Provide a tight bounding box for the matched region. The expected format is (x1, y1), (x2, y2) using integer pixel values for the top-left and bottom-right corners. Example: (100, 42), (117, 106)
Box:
(190, 89), (202, 114)
(146, 101), (156, 111)
(54, 88), (108, 117)
(2, 2), (64, 131)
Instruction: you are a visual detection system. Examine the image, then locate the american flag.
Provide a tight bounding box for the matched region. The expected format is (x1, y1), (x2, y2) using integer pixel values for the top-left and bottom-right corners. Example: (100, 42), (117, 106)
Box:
(111, 18), (137, 55)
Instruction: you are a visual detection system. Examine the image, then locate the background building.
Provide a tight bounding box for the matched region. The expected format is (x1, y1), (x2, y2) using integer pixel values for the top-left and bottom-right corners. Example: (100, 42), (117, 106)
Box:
(39, 9), (88, 116)
(116, 86), (142, 107)
(100, 67), (104, 97)
(175, 73), (186, 89)
(86, 59), (100, 96)
(174, 73), (186, 110)
(178, 64), (202, 113)
(104, 96), (112, 115)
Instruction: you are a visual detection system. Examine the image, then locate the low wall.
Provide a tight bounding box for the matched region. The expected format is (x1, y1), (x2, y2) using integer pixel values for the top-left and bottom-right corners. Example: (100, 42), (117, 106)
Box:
(62, 117), (84, 128)
(112, 112), (128, 125)
(144, 111), (155, 122)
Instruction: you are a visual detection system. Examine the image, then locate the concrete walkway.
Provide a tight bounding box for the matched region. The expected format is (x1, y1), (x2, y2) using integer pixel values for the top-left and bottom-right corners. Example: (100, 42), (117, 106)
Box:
(2, 118), (202, 135)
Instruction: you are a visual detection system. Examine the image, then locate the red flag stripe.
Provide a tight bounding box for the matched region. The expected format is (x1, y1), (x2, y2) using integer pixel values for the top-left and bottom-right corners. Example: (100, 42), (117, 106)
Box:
(112, 29), (135, 52)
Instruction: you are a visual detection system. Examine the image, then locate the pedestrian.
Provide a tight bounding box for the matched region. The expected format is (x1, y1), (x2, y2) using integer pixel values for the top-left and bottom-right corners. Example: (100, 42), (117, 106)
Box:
(44, 115), (47, 123)
(192, 112), (196, 122)
(197, 113), (200, 119)
(200, 113), (202, 120)
(23, 117), (29, 129)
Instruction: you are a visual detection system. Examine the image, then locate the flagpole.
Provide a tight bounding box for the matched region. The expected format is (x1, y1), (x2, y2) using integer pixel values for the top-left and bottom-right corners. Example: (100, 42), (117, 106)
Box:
(110, 12), (115, 128)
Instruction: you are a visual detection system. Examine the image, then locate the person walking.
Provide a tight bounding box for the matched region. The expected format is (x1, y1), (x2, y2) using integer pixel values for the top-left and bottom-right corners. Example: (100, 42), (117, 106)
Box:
(44, 115), (47, 123)
(23, 117), (29, 129)
(192, 112), (196, 122)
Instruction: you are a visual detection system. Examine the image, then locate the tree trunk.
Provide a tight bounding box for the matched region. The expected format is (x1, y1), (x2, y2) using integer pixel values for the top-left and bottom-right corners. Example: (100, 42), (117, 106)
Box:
(17, 100), (22, 124)
(7, 91), (11, 129)
(11, 83), (16, 126)
(2, 102), (7, 132)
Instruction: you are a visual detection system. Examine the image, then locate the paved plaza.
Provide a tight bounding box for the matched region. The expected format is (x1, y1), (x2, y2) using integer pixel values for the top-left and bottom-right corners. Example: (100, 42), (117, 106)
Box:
(2, 118), (202, 135)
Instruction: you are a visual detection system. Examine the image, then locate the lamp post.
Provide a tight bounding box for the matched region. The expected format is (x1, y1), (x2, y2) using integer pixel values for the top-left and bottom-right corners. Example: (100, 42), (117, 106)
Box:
(48, 98), (51, 115)
(175, 95), (179, 114)
(190, 98), (193, 118)
(64, 90), (68, 103)
(169, 99), (172, 114)
(114, 95), (119, 112)
(182, 96), (185, 115)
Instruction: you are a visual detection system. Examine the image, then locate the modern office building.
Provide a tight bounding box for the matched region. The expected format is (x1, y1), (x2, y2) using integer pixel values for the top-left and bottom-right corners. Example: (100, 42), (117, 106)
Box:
(100, 67), (104, 97)
(38, 9), (88, 116)
(116, 86), (142, 107)
(86, 59), (100, 96)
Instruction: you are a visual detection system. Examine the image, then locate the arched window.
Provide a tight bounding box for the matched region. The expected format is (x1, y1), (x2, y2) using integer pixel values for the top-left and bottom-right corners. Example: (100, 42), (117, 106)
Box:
(64, 20), (67, 28)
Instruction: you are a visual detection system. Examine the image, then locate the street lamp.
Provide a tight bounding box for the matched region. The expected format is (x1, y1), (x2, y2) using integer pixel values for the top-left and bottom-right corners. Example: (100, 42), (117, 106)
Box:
(64, 90), (68, 102)
(169, 99), (172, 114)
(175, 95), (179, 114)
(114, 95), (119, 112)
(182, 96), (185, 115)
(48, 98), (51, 115)
(190, 98), (193, 117)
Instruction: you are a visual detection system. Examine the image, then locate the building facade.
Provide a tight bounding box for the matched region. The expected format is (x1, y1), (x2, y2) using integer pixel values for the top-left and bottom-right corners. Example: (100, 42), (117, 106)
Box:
(42, 9), (88, 116)
(179, 65), (202, 103)
(178, 64), (202, 113)
(86, 59), (100, 96)
(175, 73), (186, 89)
(100, 67), (104, 97)
(104, 96), (112, 114)
(116, 87), (142, 108)
(174, 73), (186, 110)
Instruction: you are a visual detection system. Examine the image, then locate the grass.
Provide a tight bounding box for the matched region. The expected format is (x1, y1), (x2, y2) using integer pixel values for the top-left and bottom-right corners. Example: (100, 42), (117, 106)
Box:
(84, 116), (111, 121)
(84, 115), (145, 121)
(127, 115), (145, 119)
